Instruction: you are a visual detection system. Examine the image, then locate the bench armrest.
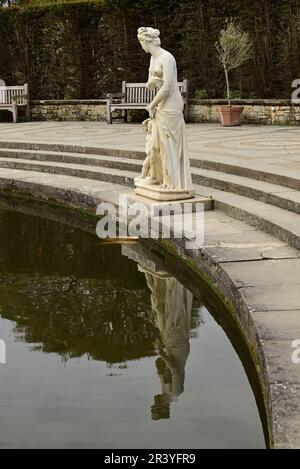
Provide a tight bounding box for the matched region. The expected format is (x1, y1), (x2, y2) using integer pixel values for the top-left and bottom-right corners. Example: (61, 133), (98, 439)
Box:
(107, 93), (125, 103)
(12, 94), (28, 103)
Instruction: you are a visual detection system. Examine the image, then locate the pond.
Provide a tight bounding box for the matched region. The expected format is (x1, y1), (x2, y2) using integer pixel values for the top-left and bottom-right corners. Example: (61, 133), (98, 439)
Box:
(0, 197), (266, 449)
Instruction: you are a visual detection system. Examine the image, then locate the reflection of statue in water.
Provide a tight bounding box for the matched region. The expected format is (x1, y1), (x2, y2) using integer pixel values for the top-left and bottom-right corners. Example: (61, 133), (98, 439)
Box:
(121, 243), (194, 420)
(144, 273), (193, 420)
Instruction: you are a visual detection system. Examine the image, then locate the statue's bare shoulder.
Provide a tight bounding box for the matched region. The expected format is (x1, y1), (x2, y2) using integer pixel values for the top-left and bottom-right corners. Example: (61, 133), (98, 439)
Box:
(161, 50), (176, 64)
(150, 50), (176, 77)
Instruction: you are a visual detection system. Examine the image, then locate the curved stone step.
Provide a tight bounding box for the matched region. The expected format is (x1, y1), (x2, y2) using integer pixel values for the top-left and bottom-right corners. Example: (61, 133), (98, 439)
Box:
(194, 183), (300, 251)
(0, 160), (300, 251)
(0, 140), (145, 160)
(1, 140), (300, 191)
(1, 150), (300, 217)
(0, 167), (134, 211)
(190, 157), (300, 191)
(0, 157), (138, 187)
(0, 148), (143, 172)
(0, 143), (300, 250)
(0, 168), (213, 213)
(192, 167), (300, 215)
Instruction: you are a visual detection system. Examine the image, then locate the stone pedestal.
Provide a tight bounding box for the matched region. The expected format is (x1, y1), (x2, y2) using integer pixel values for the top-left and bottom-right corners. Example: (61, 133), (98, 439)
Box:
(123, 190), (212, 214)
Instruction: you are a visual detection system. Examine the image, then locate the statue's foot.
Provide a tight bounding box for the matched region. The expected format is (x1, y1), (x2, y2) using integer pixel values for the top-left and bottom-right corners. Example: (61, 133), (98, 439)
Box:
(135, 176), (161, 188)
(144, 177), (160, 186)
(134, 175), (146, 186)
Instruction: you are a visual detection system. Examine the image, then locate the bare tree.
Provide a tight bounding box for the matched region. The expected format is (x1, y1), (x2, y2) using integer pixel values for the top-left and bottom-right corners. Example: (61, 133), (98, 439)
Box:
(216, 20), (252, 106)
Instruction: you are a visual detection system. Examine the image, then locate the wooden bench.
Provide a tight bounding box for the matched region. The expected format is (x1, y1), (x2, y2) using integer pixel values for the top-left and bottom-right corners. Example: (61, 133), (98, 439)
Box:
(106, 80), (188, 124)
(0, 83), (30, 123)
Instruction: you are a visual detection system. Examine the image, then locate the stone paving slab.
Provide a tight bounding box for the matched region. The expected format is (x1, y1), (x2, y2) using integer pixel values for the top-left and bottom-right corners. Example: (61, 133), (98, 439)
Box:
(263, 340), (300, 385)
(254, 311), (300, 340)
(203, 245), (298, 263)
(222, 259), (300, 286)
(238, 285), (300, 311)
(270, 383), (300, 449)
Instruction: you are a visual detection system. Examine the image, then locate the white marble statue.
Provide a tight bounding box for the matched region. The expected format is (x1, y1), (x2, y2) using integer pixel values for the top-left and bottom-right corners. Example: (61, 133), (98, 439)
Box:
(135, 27), (194, 201)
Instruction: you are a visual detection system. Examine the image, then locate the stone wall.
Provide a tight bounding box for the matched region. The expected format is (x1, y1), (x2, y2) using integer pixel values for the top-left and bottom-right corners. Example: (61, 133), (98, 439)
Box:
(31, 100), (107, 122)
(189, 99), (300, 125)
(29, 99), (300, 125)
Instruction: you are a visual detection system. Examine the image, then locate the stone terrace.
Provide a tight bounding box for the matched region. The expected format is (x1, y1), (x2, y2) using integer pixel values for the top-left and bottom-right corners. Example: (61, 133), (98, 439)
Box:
(0, 121), (299, 448)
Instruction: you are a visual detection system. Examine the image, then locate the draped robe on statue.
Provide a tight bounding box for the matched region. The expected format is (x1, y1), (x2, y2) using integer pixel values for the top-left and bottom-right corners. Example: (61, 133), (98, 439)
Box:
(151, 108), (193, 190)
(138, 50), (193, 192)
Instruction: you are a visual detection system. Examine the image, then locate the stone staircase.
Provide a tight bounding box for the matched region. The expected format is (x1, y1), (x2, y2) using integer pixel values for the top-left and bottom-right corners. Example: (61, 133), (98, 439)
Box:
(0, 141), (299, 249)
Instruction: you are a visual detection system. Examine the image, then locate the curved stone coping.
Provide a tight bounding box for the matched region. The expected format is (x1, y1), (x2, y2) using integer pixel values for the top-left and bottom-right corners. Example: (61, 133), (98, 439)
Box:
(0, 171), (300, 447)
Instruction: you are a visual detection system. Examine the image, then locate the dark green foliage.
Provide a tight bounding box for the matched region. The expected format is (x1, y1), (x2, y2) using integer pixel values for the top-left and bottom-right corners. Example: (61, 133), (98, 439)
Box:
(0, 0), (299, 99)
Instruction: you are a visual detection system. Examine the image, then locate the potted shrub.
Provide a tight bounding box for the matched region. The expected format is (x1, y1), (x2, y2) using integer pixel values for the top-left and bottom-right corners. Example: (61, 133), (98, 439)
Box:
(216, 21), (252, 126)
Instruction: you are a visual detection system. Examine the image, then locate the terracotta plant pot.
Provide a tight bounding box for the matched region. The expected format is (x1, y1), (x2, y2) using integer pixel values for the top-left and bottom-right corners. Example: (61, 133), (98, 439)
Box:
(219, 105), (244, 127)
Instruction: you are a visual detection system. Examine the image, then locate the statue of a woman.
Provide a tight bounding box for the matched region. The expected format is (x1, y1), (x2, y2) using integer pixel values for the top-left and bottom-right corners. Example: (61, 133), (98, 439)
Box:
(135, 27), (194, 200)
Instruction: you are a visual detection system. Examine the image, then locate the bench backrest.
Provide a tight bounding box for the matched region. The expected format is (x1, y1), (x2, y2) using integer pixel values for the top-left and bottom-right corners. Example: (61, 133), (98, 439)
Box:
(123, 80), (188, 104)
(0, 84), (28, 105)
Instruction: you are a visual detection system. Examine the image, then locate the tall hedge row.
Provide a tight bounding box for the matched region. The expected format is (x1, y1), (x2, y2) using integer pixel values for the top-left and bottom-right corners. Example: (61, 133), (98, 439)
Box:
(1, 0), (300, 99)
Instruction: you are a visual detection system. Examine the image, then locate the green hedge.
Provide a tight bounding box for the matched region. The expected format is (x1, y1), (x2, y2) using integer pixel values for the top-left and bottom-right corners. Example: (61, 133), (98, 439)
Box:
(1, 0), (300, 99)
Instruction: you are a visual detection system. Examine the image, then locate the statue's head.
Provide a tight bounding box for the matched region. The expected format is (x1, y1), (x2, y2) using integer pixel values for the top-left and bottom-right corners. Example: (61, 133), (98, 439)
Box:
(137, 27), (161, 53)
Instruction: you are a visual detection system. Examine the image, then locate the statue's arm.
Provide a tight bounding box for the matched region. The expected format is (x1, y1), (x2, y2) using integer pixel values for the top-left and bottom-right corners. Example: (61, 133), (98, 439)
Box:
(146, 57), (155, 90)
(149, 55), (174, 108)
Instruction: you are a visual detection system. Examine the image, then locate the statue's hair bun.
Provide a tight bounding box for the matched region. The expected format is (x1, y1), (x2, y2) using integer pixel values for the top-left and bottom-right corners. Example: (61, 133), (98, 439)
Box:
(138, 27), (161, 44)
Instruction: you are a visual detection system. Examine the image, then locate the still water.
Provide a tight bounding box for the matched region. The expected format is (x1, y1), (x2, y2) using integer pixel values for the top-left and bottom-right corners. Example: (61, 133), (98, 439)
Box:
(0, 201), (265, 448)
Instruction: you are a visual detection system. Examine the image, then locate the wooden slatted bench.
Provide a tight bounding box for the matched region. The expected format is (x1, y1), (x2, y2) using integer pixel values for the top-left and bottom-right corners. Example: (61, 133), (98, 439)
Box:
(106, 79), (188, 124)
(0, 83), (30, 123)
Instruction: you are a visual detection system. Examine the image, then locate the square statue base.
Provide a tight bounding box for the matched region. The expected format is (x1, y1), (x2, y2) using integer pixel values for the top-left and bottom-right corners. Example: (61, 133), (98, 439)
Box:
(135, 180), (196, 202)
(124, 191), (212, 213)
